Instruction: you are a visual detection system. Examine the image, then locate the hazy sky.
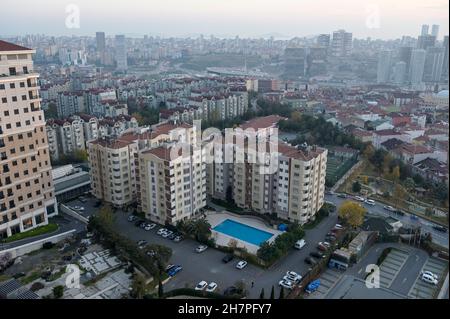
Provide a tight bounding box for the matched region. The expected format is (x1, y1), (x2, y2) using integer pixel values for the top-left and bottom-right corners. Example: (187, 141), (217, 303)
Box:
(1, 0), (448, 39)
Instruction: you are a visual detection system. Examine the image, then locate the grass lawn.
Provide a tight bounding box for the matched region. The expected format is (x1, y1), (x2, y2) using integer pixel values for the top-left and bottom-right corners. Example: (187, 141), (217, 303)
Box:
(20, 270), (42, 285)
(3, 223), (58, 243)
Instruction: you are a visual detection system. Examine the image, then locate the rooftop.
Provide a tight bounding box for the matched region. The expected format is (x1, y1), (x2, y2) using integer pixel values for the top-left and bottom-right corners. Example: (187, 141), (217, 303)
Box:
(0, 40), (32, 52)
(240, 115), (285, 131)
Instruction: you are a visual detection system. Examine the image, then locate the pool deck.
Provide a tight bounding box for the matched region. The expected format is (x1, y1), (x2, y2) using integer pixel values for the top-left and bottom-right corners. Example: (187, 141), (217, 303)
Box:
(206, 211), (283, 254)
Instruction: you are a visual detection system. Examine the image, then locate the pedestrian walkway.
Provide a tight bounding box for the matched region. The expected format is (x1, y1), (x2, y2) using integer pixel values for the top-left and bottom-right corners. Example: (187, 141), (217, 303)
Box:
(408, 257), (448, 299)
(379, 249), (409, 288)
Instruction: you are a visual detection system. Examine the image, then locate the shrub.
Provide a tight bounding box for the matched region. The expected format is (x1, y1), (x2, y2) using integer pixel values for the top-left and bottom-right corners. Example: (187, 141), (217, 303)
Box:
(30, 282), (45, 292)
(53, 285), (64, 299)
(42, 242), (54, 249)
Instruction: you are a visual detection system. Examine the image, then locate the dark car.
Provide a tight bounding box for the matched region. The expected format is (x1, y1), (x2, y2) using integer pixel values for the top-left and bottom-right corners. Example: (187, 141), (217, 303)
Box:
(325, 235), (337, 243)
(310, 251), (325, 259)
(134, 220), (144, 227)
(304, 257), (317, 265)
(393, 210), (405, 216)
(13, 272), (26, 279)
(222, 254), (234, 263)
(337, 193), (347, 198)
(433, 225), (448, 233)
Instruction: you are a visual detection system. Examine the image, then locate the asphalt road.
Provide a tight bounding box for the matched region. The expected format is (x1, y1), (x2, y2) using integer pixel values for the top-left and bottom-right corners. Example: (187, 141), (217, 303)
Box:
(113, 208), (339, 298)
(324, 193), (449, 248)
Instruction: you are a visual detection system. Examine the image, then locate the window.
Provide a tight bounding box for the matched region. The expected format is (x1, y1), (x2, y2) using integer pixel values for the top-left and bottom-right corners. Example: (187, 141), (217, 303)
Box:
(14, 109), (19, 115)
(3, 111), (9, 116)
(2, 98), (7, 103)
(12, 96), (17, 102)
(10, 83), (15, 89)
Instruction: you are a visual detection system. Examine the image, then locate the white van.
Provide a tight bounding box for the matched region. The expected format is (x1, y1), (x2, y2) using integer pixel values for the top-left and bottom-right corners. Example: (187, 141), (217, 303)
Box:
(295, 239), (306, 250)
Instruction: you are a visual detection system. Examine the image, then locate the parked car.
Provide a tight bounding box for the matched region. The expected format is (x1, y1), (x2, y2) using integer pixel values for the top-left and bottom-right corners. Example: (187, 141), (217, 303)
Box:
(310, 251), (325, 259)
(78, 196), (87, 203)
(325, 235), (337, 243)
(432, 225), (448, 233)
(157, 228), (168, 236)
(144, 223), (156, 231)
(166, 264), (175, 272)
(222, 254), (234, 263)
(337, 193), (347, 198)
(195, 281), (208, 291)
(421, 271), (438, 280)
(354, 196), (365, 202)
(420, 273), (438, 285)
(134, 220), (143, 227)
(72, 206), (85, 211)
(128, 215), (137, 222)
(294, 239), (306, 250)
(137, 240), (147, 247)
(383, 205), (395, 212)
(393, 210), (405, 216)
(317, 242), (330, 251)
(365, 199), (376, 206)
(334, 224), (343, 229)
(278, 279), (294, 290)
(13, 272), (26, 279)
(236, 260), (248, 269)
(206, 282), (218, 292)
(168, 265), (183, 277)
(167, 233), (177, 240)
(173, 235), (184, 242)
(196, 245), (208, 253)
(285, 271), (302, 283)
(304, 257), (317, 265)
(146, 250), (156, 257)
(162, 230), (173, 238)
(410, 215), (419, 221)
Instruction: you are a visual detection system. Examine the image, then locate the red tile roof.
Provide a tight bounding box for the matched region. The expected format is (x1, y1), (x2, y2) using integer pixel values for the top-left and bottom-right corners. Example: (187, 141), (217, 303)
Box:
(0, 40), (32, 51)
(240, 115), (285, 130)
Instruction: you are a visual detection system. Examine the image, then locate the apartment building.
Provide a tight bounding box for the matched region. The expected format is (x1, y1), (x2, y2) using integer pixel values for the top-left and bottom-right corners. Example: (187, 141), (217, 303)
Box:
(88, 121), (196, 209)
(0, 41), (57, 239)
(139, 143), (206, 225)
(56, 91), (85, 118)
(207, 115), (327, 224)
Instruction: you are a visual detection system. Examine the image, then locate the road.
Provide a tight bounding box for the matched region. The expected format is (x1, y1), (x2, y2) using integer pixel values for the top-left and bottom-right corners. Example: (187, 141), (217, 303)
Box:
(113, 207), (339, 298)
(324, 193), (449, 248)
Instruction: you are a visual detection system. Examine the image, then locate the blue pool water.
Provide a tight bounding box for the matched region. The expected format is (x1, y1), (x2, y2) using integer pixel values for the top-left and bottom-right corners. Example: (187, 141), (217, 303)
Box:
(212, 219), (274, 246)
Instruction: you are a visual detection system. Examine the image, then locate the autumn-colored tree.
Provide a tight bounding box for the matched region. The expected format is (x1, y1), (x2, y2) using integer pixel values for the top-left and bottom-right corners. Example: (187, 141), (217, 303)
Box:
(291, 111), (302, 122)
(363, 144), (375, 159)
(361, 175), (369, 185)
(132, 112), (144, 125)
(390, 166), (400, 182)
(338, 200), (366, 228)
(392, 184), (406, 208)
(382, 154), (392, 178)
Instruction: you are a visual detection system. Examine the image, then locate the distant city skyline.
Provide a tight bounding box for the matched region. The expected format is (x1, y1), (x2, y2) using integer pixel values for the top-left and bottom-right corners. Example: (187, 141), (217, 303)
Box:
(1, 0), (448, 40)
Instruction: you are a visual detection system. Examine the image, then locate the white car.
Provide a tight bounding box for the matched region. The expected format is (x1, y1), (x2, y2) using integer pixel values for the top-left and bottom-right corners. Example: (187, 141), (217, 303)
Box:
(236, 260), (248, 269)
(144, 223), (156, 231)
(354, 196), (365, 202)
(195, 281), (208, 291)
(294, 239), (306, 250)
(157, 228), (168, 236)
(420, 273), (438, 285)
(285, 271), (302, 283)
(162, 230), (173, 238)
(334, 224), (343, 229)
(383, 205), (395, 212)
(421, 271), (438, 280)
(206, 282), (218, 292)
(365, 199), (376, 206)
(72, 206), (85, 211)
(278, 279), (294, 290)
(196, 245), (208, 253)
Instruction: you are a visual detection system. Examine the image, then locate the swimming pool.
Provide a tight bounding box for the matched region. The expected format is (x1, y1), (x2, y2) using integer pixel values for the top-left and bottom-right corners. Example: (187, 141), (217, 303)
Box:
(212, 219), (274, 246)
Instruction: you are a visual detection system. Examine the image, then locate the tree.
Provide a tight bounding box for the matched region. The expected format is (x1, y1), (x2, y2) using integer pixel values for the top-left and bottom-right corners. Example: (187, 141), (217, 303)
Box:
(53, 285), (64, 299)
(259, 288), (265, 299)
(392, 184), (406, 208)
(131, 273), (147, 299)
(73, 149), (88, 162)
(390, 166), (400, 182)
(158, 278), (164, 298)
(338, 200), (366, 228)
(131, 112), (144, 125)
(363, 144), (375, 159)
(227, 239), (238, 250)
(192, 218), (212, 244)
(98, 205), (115, 229)
(279, 287), (285, 299)
(352, 181), (362, 193)
(270, 286), (275, 299)
(404, 177), (415, 191)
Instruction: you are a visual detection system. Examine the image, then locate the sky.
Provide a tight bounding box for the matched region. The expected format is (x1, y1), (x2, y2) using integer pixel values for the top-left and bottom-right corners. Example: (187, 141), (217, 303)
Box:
(1, 0), (448, 40)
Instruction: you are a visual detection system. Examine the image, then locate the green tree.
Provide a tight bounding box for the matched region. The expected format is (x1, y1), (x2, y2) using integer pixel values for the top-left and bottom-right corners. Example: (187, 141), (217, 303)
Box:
(158, 278), (164, 298)
(259, 288), (265, 299)
(352, 181), (362, 193)
(270, 286), (275, 299)
(279, 287), (285, 299)
(98, 205), (115, 228)
(192, 218), (212, 244)
(131, 273), (147, 299)
(53, 285), (64, 299)
(338, 200), (366, 228)
(404, 177), (415, 191)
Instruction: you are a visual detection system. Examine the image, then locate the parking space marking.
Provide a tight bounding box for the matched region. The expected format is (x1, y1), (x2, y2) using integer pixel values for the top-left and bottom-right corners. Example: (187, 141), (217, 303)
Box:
(407, 257), (448, 299)
(378, 249), (409, 288)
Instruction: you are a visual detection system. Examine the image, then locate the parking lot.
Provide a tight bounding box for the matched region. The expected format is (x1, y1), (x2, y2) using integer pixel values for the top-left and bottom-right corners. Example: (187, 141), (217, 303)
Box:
(108, 201), (340, 298)
(378, 249), (410, 288)
(408, 257), (448, 299)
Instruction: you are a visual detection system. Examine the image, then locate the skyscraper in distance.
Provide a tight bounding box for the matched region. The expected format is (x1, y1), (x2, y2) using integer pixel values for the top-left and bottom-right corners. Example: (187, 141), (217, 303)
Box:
(421, 24), (429, 36)
(377, 50), (392, 84)
(442, 35), (449, 80)
(409, 49), (427, 85)
(96, 32), (105, 52)
(393, 61), (407, 85)
(115, 35), (128, 71)
(0, 40), (57, 239)
(431, 24), (439, 38)
(423, 47), (445, 83)
(331, 30), (352, 57)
